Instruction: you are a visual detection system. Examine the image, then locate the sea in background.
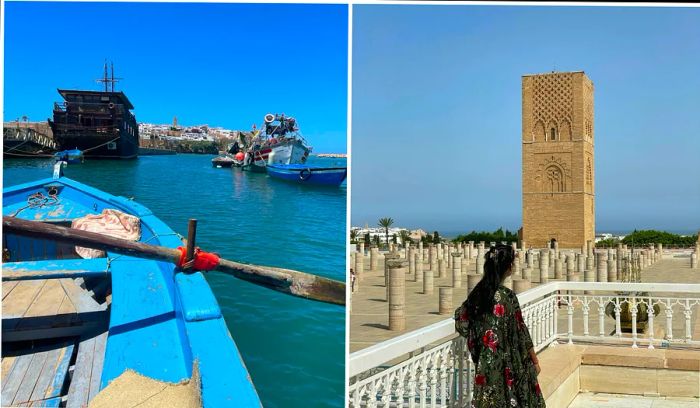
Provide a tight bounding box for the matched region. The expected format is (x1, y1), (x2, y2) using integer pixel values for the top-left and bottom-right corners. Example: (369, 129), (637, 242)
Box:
(3, 154), (346, 408)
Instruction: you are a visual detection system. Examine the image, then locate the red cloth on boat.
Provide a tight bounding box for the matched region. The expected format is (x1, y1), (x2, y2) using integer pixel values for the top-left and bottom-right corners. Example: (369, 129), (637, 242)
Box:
(176, 246), (220, 271)
(71, 209), (141, 258)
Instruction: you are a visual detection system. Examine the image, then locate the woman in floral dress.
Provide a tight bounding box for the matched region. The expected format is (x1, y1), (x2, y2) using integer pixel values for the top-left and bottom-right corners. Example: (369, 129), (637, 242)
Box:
(454, 244), (546, 407)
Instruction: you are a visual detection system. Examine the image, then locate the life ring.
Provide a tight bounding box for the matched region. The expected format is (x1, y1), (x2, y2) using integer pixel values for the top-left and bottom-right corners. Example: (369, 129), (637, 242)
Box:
(299, 168), (312, 181)
(108, 103), (115, 109)
(264, 113), (275, 123)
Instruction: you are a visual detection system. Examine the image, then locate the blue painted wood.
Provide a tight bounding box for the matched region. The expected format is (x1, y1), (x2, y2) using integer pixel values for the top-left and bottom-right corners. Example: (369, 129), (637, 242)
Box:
(2, 258), (109, 281)
(4, 176), (262, 407)
(185, 318), (261, 407)
(1, 353), (32, 405)
(12, 349), (50, 405)
(175, 272), (222, 322)
(44, 343), (75, 400)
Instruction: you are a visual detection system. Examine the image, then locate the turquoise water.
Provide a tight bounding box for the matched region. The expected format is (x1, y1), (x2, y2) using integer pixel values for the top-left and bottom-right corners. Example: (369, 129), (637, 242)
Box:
(3, 154), (346, 408)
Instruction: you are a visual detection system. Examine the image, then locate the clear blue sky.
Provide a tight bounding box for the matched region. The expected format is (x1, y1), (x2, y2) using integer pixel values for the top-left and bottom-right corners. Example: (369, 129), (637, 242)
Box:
(352, 5), (700, 235)
(3, 2), (348, 153)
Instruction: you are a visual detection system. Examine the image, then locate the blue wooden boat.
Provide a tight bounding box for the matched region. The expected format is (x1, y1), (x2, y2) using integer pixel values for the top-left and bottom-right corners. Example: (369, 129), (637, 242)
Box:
(1, 168), (261, 406)
(266, 164), (347, 186)
(53, 149), (84, 164)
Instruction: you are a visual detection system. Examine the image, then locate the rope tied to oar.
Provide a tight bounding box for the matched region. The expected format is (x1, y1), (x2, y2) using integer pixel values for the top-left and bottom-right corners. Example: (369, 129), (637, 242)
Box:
(176, 246), (220, 271)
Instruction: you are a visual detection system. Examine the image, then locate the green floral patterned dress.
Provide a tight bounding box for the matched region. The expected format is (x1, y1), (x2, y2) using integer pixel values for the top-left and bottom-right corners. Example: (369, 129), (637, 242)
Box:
(454, 286), (546, 408)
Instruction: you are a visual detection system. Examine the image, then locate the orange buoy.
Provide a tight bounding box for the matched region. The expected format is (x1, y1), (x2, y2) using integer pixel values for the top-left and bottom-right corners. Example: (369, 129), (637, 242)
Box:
(235, 152), (245, 161)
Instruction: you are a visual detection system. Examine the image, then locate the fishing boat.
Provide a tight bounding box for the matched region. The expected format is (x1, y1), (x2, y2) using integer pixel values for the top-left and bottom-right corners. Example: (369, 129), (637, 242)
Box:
(1, 164), (261, 407)
(54, 149), (85, 164)
(241, 114), (311, 172)
(266, 164), (347, 186)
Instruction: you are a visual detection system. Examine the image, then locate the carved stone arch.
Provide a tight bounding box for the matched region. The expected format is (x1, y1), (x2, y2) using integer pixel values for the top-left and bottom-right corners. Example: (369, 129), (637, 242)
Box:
(533, 120), (546, 142)
(546, 121), (558, 141)
(544, 163), (566, 193)
(560, 118), (572, 141)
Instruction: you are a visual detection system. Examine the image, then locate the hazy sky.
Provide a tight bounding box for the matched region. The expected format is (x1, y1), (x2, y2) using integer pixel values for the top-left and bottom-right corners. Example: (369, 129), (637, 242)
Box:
(4, 2), (348, 153)
(351, 5), (700, 235)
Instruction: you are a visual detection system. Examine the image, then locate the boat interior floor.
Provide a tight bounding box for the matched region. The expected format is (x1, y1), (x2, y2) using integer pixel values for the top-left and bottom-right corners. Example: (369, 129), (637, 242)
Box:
(2, 273), (110, 407)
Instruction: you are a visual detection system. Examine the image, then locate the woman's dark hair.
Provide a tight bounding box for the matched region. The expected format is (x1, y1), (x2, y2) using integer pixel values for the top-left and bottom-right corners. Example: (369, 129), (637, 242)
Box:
(464, 244), (516, 319)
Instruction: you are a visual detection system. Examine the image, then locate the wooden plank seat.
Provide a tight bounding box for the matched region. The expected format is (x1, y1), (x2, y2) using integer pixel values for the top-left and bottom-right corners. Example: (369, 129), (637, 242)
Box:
(1, 341), (75, 407)
(66, 332), (108, 408)
(2, 258), (110, 281)
(2, 276), (109, 342)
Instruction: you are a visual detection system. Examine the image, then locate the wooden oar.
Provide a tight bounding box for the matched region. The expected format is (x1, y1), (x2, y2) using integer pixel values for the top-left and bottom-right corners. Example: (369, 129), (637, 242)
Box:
(3, 216), (345, 306)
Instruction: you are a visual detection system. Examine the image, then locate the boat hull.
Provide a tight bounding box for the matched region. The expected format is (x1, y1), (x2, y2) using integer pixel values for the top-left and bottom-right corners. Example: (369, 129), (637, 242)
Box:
(2, 177), (261, 407)
(267, 165), (347, 186)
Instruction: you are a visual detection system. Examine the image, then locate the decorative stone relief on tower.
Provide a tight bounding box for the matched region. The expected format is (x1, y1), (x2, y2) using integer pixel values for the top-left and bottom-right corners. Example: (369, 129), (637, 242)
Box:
(534, 155), (572, 195)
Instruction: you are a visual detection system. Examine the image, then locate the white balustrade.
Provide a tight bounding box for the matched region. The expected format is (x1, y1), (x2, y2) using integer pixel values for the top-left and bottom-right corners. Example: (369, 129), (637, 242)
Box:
(349, 281), (700, 407)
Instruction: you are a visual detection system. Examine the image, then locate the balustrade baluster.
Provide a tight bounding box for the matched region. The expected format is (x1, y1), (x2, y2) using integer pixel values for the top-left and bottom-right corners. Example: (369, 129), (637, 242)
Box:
(665, 299), (674, 341)
(684, 300), (692, 343)
(396, 367), (406, 407)
(457, 341), (464, 408)
(552, 295), (559, 345)
(631, 296), (638, 348)
(614, 297), (622, 338)
(647, 298), (655, 349)
(418, 360), (427, 408)
(408, 361), (417, 408)
(429, 354), (438, 407)
(582, 300), (590, 337)
(599, 296), (605, 338)
(439, 348), (448, 407)
(567, 294), (574, 344)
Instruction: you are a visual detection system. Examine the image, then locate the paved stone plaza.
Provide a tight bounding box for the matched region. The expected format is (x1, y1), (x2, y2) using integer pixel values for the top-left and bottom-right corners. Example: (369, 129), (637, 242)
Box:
(350, 250), (700, 353)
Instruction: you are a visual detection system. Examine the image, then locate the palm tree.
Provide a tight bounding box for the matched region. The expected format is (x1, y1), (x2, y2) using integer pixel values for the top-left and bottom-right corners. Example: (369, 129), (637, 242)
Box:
(378, 217), (394, 249)
(350, 229), (358, 244)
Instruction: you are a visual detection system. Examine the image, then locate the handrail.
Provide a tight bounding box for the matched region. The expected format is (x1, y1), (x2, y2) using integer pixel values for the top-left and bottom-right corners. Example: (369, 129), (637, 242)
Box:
(349, 281), (700, 377)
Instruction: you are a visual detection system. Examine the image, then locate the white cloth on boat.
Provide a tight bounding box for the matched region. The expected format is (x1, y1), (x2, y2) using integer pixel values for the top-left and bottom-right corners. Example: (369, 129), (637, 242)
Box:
(71, 209), (141, 259)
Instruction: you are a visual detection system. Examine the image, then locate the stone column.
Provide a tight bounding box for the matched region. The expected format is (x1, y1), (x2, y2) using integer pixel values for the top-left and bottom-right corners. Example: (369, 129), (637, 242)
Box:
(388, 259), (407, 331)
(476, 246), (485, 275)
(511, 242), (518, 253)
(439, 287), (453, 315)
(586, 250), (595, 272)
(469, 241), (475, 259)
(553, 240), (560, 260)
(566, 254), (574, 278)
(359, 242), (365, 256)
(355, 251), (364, 282)
(691, 253), (697, 269)
(513, 278), (530, 294)
(418, 241), (424, 262)
(513, 255), (522, 279)
(384, 252), (399, 298)
(370, 246), (379, 271)
(467, 274), (480, 294)
(577, 253), (585, 274)
(607, 249), (616, 282)
(451, 253), (462, 289)
(522, 267), (532, 282)
(439, 259), (447, 278)
(554, 258), (563, 279)
(424, 266), (434, 294)
(429, 245), (437, 272)
(408, 248), (416, 280)
(616, 244), (623, 274)
(415, 255), (424, 284)
(539, 249), (549, 284)
(350, 252), (356, 283)
(526, 250), (534, 269)
(597, 251), (608, 282)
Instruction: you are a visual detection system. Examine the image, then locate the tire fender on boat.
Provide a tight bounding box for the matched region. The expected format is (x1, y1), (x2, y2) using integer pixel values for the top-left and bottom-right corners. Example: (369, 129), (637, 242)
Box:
(299, 168), (312, 181)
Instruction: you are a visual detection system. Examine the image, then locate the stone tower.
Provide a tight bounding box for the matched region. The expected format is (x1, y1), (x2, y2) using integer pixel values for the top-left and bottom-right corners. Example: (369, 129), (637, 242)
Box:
(521, 71), (595, 248)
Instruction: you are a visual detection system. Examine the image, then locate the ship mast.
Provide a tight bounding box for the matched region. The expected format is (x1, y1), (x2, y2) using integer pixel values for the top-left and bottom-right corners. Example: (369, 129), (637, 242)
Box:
(96, 60), (122, 92)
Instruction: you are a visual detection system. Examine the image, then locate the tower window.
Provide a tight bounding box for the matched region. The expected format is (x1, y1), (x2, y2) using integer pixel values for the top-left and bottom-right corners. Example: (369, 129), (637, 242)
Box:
(550, 128), (556, 141)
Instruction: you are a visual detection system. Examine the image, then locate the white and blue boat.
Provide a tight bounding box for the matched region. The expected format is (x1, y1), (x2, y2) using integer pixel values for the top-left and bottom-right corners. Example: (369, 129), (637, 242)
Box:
(266, 164), (347, 186)
(53, 149), (84, 164)
(1, 166), (261, 406)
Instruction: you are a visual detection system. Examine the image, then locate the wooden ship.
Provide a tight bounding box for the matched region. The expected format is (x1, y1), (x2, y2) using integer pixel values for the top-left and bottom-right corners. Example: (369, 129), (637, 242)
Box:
(49, 63), (139, 159)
